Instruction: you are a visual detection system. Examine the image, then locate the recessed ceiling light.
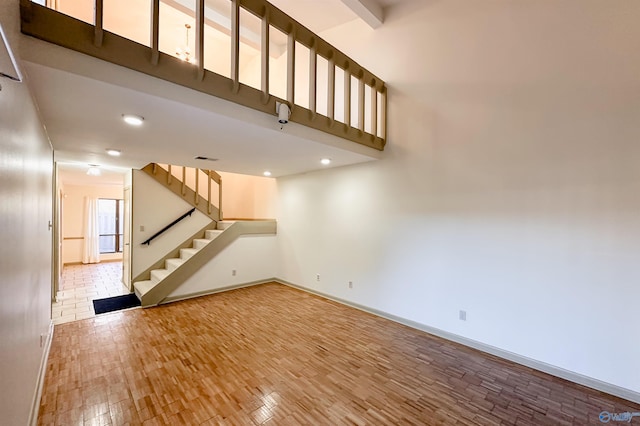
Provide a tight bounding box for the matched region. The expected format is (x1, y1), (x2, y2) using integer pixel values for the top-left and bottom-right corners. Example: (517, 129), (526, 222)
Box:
(86, 165), (101, 176)
(106, 149), (121, 156)
(263, 171), (272, 177)
(321, 158), (331, 165)
(122, 114), (144, 126)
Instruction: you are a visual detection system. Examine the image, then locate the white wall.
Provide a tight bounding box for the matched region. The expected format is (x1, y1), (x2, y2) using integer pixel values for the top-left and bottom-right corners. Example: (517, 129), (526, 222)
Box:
(0, 4), (53, 424)
(219, 171), (277, 219)
(167, 235), (278, 299)
(277, 0), (640, 396)
(61, 184), (124, 264)
(131, 170), (212, 278)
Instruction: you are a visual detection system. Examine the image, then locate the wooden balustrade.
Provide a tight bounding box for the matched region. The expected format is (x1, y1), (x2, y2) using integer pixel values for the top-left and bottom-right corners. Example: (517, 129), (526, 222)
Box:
(155, 164), (222, 221)
(21, 0), (387, 150)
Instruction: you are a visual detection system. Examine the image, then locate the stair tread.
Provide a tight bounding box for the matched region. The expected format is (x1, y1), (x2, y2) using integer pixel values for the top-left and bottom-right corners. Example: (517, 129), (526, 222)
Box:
(166, 258), (185, 269)
(134, 280), (155, 296)
(151, 268), (171, 282)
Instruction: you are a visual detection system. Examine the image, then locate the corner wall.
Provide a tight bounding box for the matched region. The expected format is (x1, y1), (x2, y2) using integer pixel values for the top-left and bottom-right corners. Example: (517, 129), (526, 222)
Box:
(0, 8), (53, 425)
(276, 0), (640, 399)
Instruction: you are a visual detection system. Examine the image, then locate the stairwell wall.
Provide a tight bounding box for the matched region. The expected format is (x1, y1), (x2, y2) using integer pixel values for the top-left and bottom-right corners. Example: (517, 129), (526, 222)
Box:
(131, 170), (212, 278)
(165, 235), (278, 301)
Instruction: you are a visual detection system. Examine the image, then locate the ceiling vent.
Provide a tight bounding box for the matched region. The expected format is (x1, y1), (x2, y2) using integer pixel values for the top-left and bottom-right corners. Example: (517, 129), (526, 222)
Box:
(194, 156), (218, 162)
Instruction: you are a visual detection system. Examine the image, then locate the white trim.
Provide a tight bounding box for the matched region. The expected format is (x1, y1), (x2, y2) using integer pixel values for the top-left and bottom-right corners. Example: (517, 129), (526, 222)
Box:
(276, 279), (640, 405)
(28, 321), (54, 426)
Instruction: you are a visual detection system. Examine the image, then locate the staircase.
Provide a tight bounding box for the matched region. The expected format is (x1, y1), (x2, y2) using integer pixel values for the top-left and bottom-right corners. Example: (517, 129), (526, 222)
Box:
(133, 228), (223, 301)
(132, 164), (277, 307)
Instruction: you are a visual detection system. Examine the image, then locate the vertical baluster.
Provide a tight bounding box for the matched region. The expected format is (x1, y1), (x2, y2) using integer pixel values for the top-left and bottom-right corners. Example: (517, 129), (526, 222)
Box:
(151, 0), (159, 65)
(327, 55), (335, 122)
(167, 165), (172, 185)
(344, 66), (351, 128)
(358, 77), (365, 132)
(182, 167), (186, 195)
(286, 32), (295, 105)
(309, 41), (317, 116)
(94, 0), (103, 47)
(194, 169), (199, 205)
(261, 11), (270, 103)
(152, 163), (157, 174)
(231, 0), (240, 93)
(196, 0), (205, 80)
(371, 82), (377, 137)
(218, 176), (223, 221)
(207, 171), (212, 214)
(381, 87), (387, 141)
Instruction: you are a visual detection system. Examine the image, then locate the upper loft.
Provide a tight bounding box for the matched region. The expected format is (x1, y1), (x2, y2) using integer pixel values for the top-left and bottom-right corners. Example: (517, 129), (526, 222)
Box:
(20, 0), (387, 152)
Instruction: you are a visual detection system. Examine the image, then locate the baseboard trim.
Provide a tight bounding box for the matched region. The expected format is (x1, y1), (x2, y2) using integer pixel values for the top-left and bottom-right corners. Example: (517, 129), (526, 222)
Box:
(276, 279), (640, 405)
(28, 320), (54, 426)
(161, 279), (275, 305)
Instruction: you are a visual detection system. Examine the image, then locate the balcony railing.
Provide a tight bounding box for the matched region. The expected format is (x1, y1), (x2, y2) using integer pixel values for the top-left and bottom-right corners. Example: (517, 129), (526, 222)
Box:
(21, 0), (387, 150)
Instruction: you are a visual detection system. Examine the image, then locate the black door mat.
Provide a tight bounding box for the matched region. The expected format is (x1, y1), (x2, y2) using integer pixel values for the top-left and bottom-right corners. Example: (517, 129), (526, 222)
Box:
(93, 293), (141, 315)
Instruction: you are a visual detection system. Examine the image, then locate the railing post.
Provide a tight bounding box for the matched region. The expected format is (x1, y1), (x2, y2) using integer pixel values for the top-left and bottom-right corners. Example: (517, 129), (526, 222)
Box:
(182, 167), (186, 195)
(150, 0), (159, 65)
(261, 10), (270, 104)
(196, 0), (205, 81)
(218, 176), (223, 222)
(327, 55), (335, 122)
(309, 40), (317, 116)
(194, 168), (199, 205)
(381, 87), (387, 142)
(286, 31), (295, 105)
(371, 83), (377, 138)
(231, 0), (240, 93)
(207, 170), (212, 214)
(167, 165), (172, 185)
(94, 0), (103, 47)
(344, 66), (351, 128)
(358, 77), (365, 132)
(152, 163), (157, 174)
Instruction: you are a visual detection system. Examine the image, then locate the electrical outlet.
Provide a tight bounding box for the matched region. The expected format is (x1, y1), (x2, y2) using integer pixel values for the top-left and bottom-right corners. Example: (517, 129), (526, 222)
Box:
(40, 333), (46, 347)
(139, 225), (145, 232)
(232, 269), (236, 276)
(459, 310), (467, 321)
(316, 274), (320, 282)
(348, 281), (353, 289)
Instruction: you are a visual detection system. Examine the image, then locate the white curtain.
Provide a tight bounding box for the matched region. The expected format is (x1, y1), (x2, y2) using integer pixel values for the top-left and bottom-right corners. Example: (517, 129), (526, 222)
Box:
(82, 197), (100, 264)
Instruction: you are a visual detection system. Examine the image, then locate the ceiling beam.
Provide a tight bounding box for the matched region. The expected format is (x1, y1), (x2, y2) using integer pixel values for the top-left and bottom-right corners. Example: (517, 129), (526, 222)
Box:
(340, 0), (384, 29)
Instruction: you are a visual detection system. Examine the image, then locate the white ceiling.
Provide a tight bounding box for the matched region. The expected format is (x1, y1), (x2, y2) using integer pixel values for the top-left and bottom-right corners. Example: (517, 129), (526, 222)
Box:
(22, 0), (409, 181)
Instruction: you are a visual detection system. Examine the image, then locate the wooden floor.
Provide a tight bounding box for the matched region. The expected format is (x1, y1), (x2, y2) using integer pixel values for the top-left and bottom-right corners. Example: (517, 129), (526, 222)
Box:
(38, 283), (638, 425)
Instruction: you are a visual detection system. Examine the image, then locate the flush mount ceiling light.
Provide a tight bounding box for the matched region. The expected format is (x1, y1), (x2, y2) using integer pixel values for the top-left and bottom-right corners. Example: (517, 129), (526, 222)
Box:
(320, 158), (332, 165)
(122, 114), (144, 126)
(106, 149), (121, 156)
(86, 165), (101, 176)
(263, 171), (272, 177)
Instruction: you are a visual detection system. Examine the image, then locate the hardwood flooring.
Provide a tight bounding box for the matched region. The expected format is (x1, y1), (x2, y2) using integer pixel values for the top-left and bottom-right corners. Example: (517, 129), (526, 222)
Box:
(38, 283), (639, 425)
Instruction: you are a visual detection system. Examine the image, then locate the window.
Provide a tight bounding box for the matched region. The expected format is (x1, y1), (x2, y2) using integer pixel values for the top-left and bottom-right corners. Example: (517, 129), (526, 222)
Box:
(98, 199), (124, 253)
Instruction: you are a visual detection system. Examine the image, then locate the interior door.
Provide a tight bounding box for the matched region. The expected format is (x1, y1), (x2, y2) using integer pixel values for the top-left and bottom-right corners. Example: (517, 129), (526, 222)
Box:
(122, 186), (132, 291)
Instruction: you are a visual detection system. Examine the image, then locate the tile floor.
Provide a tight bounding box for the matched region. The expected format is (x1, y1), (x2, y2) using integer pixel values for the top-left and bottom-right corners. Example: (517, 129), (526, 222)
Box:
(52, 262), (130, 325)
